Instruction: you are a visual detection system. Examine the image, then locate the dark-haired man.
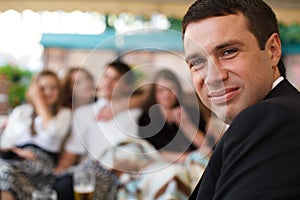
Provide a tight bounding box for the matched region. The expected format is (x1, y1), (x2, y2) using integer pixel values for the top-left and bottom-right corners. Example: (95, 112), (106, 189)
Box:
(182, 0), (300, 199)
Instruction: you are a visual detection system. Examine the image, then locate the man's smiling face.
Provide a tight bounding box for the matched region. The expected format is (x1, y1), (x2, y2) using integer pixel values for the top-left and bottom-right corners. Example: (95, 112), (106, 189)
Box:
(184, 13), (278, 124)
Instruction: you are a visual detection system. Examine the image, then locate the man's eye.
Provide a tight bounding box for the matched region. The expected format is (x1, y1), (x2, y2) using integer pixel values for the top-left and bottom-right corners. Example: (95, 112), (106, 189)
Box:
(190, 59), (204, 68)
(222, 49), (238, 57)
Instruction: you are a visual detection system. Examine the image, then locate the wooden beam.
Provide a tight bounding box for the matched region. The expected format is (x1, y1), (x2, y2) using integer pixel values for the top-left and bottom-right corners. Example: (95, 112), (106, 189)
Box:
(0, 0), (299, 23)
(0, 0), (192, 18)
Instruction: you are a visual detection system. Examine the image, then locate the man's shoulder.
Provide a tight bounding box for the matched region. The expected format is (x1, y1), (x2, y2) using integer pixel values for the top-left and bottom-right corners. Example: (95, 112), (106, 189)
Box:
(233, 98), (300, 127)
(247, 94), (300, 119)
(235, 78), (300, 124)
(224, 96), (300, 146)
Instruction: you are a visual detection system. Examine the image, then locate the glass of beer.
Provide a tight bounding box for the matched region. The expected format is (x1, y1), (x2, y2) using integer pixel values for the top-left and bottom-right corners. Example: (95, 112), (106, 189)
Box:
(73, 170), (96, 200)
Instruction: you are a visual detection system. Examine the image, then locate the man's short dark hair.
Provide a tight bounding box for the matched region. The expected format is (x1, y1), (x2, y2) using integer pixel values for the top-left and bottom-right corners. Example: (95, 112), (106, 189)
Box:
(107, 61), (135, 85)
(182, 0), (286, 77)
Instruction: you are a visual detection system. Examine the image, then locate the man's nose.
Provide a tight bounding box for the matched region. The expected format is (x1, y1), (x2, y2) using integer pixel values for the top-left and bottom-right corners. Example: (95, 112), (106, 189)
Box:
(205, 60), (227, 86)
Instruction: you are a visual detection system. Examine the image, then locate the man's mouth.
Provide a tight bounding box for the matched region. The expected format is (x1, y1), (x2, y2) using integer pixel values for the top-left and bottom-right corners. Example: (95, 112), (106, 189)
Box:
(208, 87), (239, 104)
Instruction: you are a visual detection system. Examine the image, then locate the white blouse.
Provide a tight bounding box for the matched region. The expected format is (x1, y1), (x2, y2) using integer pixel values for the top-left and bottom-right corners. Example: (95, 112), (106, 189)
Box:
(65, 98), (141, 159)
(0, 104), (72, 153)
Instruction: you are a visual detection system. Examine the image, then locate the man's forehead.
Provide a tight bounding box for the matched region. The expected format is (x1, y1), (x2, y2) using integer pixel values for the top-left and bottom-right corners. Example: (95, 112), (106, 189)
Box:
(184, 34), (207, 60)
(183, 14), (248, 56)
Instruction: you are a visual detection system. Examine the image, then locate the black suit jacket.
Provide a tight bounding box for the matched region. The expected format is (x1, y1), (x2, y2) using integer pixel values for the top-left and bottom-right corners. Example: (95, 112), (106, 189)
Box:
(190, 79), (300, 200)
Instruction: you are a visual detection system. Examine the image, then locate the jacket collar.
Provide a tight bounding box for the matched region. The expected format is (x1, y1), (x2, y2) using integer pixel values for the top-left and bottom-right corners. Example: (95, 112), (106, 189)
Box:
(265, 79), (299, 100)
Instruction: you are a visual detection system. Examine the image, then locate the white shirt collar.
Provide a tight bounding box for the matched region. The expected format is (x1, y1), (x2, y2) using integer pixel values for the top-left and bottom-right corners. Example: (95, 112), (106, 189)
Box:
(225, 76), (284, 126)
(272, 76), (284, 89)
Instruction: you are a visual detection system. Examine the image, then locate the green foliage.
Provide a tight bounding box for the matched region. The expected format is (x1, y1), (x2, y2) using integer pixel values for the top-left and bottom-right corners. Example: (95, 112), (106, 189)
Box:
(166, 18), (300, 46)
(279, 23), (300, 44)
(0, 65), (33, 108)
(169, 17), (182, 31)
(131, 67), (146, 87)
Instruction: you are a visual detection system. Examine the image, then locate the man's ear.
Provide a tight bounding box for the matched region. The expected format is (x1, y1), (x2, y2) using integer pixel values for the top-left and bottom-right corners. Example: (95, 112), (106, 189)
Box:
(265, 33), (282, 67)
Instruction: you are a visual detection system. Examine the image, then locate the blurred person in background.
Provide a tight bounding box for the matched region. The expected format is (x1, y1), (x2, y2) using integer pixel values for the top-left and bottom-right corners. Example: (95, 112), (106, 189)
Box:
(112, 69), (208, 199)
(61, 67), (96, 110)
(0, 70), (72, 200)
(53, 61), (141, 200)
(138, 69), (207, 163)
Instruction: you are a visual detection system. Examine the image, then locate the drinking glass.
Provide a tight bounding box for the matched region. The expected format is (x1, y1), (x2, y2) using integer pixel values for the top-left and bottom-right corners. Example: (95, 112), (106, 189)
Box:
(73, 170), (96, 200)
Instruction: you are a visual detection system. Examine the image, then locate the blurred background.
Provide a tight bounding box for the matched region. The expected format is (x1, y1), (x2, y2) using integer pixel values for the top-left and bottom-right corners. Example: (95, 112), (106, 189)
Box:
(0, 0), (299, 112)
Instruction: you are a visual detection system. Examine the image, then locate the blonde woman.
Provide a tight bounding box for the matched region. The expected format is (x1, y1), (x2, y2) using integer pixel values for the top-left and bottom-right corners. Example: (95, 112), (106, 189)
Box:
(0, 70), (72, 200)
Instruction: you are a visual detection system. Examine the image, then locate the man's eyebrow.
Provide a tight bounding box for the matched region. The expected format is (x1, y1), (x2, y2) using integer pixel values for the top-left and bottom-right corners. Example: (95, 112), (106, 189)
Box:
(214, 40), (243, 52)
(185, 53), (201, 63)
(185, 40), (243, 62)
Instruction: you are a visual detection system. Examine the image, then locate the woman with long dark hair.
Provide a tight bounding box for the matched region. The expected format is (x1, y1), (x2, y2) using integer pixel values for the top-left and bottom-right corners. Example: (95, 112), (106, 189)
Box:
(138, 69), (207, 163)
(61, 67), (95, 110)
